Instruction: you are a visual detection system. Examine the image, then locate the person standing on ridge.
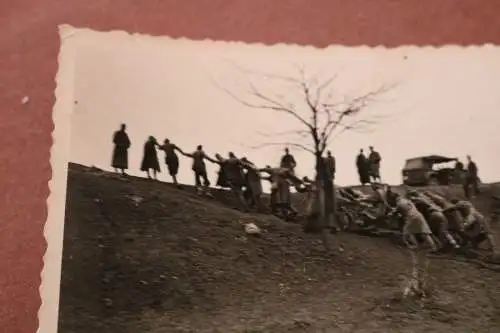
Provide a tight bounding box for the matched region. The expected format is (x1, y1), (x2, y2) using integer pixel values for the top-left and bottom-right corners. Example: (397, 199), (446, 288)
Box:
(280, 147), (297, 174)
(325, 150), (336, 181)
(111, 123), (131, 175)
(464, 155), (480, 199)
(356, 148), (370, 185)
(368, 146), (382, 183)
(178, 145), (212, 195)
(157, 138), (181, 186)
(140, 136), (161, 180)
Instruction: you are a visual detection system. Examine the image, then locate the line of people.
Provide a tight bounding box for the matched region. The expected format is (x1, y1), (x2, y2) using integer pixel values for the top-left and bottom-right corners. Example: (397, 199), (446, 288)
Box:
(111, 124), (337, 220)
(111, 124), (495, 254)
(112, 124), (496, 298)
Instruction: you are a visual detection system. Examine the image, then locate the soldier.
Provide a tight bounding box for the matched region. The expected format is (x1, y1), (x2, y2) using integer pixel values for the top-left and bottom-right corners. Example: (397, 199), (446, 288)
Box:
(280, 148), (297, 174)
(422, 191), (466, 244)
(444, 200), (497, 253)
(386, 189), (437, 297)
(407, 190), (459, 251)
(464, 155), (480, 199)
(178, 145), (211, 195)
(240, 157), (264, 209)
(368, 146), (382, 183)
(259, 166), (300, 219)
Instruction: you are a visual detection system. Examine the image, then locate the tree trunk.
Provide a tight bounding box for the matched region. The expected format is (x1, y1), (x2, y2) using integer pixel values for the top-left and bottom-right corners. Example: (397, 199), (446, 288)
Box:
(318, 181), (331, 251)
(315, 151), (331, 251)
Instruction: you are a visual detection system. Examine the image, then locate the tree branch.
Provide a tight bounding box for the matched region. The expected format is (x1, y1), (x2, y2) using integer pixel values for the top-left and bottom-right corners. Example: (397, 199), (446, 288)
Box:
(317, 83), (398, 151)
(214, 62), (398, 159)
(211, 76), (314, 131)
(314, 72), (340, 108)
(256, 129), (310, 140)
(243, 141), (315, 155)
(295, 65), (321, 147)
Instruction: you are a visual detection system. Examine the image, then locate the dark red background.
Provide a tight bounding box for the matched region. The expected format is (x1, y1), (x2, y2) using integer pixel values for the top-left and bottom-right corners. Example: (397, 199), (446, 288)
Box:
(1, 1), (500, 332)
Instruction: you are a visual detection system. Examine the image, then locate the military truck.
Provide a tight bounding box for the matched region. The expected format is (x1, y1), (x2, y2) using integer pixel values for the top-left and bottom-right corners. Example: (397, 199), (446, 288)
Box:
(402, 155), (467, 186)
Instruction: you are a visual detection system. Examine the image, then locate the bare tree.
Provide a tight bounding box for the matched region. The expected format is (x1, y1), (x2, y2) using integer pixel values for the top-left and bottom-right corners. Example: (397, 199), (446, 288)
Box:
(213, 63), (397, 250)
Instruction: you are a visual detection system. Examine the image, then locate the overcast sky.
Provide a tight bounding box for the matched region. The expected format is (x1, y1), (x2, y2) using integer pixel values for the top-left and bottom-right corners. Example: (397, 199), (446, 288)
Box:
(67, 29), (500, 188)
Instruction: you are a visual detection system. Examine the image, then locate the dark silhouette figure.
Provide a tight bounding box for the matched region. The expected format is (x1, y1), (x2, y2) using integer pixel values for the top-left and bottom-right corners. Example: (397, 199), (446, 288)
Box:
(178, 145), (211, 194)
(368, 146), (382, 183)
(213, 154), (229, 188)
(158, 138), (180, 185)
(280, 148), (297, 173)
(206, 152), (248, 210)
(240, 157), (264, 209)
(111, 124), (131, 175)
(464, 155), (480, 199)
(140, 136), (160, 180)
(356, 149), (370, 185)
(324, 150), (336, 181)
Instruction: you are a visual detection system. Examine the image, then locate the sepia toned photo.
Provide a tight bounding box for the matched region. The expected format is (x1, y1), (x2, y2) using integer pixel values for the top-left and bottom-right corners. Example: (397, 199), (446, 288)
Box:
(46, 26), (500, 332)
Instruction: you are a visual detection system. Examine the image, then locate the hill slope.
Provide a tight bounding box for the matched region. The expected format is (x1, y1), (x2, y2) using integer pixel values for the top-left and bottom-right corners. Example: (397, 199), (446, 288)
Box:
(58, 163), (500, 333)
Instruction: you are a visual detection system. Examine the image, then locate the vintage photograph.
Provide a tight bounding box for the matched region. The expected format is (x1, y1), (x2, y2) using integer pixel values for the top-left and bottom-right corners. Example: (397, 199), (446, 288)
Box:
(54, 27), (500, 332)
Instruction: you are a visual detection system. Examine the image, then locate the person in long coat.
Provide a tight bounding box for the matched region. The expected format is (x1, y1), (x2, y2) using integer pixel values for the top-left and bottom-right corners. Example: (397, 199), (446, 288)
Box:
(111, 123), (131, 175)
(140, 136), (161, 180)
(212, 153), (229, 188)
(157, 138), (180, 185)
(324, 150), (336, 181)
(259, 166), (300, 219)
(368, 146), (382, 183)
(356, 149), (370, 185)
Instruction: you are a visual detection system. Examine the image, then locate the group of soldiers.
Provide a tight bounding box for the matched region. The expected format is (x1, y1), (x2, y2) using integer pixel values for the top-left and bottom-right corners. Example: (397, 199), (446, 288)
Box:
(334, 183), (497, 296)
(337, 184), (496, 254)
(112, 123), (497, 297)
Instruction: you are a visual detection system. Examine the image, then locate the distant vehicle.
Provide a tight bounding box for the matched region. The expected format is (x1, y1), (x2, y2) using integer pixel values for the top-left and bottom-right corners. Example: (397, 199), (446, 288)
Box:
(402, 155), (469, 186)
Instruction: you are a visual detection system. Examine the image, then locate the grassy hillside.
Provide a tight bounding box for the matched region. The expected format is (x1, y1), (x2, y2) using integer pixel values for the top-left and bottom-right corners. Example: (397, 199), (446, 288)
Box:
(58, 163), (500, 333)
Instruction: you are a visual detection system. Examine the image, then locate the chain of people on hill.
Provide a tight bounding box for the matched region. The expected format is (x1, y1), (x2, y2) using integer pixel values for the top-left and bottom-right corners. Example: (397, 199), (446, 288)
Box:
(110, 123), (497, 297)
(110, 124), (495, 254)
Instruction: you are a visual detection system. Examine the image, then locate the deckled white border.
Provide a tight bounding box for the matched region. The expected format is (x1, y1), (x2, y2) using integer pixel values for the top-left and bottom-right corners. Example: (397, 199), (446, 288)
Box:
(37, 24), (499, 333)
(37, 24), (76, 333)
(44, 25), (499, 59)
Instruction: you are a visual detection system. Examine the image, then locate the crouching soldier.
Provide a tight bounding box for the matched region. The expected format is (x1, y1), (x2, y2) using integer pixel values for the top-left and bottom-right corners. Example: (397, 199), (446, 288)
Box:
(423, 191), (467, 245)
(386, 189), (437, 297)
(445, 200), (497, 253)
(407, 190), (459, 251)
